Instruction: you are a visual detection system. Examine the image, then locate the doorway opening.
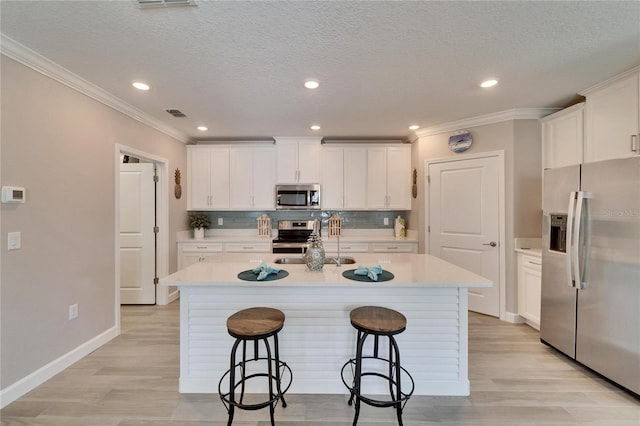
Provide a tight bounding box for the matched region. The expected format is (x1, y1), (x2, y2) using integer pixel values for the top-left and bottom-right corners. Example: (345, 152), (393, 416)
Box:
(115, 145), (175, 334)
(424, 150), (506, 319)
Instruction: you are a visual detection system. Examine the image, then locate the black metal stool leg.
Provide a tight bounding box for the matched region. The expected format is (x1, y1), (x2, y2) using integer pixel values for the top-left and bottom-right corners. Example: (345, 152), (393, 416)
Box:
(227, 338), (241, 426)
(352, 331), (368, 426)
(262, 337), (276, 426)
(239, 340), (247, 404)
(273, 332), (287, 408)
(348, 330), (362, 406)
(388, 336), (395, 403)
(390, 336), (403, 426)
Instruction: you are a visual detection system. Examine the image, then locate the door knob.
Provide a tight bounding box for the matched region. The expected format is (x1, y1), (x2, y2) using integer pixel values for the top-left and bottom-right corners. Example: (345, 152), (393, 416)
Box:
(483, 241), (497, 247)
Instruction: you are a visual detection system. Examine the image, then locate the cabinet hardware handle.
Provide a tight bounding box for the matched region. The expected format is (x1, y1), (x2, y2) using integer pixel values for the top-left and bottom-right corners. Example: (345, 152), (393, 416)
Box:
(242, 246), (253, 250)
(197, 246), (208, 249)
(388, 246), (398, 250)
(632, 134), (639, 153)
(528, 261), (542, 266)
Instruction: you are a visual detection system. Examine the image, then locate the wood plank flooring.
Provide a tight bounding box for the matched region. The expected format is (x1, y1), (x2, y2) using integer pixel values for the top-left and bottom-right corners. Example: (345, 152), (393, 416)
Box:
(2, 301), (638, 425)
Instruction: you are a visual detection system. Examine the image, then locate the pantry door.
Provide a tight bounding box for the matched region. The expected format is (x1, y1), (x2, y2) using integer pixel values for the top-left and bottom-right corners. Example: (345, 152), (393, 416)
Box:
(119, 162), (156, 304)
(427, 154), (503, 317)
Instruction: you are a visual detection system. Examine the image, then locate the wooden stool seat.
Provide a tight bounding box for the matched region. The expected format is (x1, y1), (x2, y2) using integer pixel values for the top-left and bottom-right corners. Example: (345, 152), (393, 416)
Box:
(227, 307), (285, 339)
(350, 306), (407, 335)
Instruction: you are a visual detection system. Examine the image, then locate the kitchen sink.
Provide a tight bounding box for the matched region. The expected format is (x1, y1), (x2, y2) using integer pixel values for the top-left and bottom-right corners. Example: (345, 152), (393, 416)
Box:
(274, 256), (356, 265)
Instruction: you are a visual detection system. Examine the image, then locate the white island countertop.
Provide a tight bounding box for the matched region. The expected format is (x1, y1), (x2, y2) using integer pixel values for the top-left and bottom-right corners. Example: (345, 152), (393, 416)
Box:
(160, 253), (492, 397)
(160, 253), (492, 289)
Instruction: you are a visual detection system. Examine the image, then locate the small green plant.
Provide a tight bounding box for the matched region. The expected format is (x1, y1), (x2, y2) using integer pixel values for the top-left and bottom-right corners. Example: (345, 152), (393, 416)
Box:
(189, 213), (211, 229)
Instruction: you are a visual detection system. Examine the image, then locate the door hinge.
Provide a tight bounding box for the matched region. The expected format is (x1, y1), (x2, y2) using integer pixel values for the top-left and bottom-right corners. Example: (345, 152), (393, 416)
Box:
(153, 175), (159, 183)
(427, 175), (431, 184)
(428, 225), (430, 232)
(153, 226), (160, 234)
(153, 277), (159, 285)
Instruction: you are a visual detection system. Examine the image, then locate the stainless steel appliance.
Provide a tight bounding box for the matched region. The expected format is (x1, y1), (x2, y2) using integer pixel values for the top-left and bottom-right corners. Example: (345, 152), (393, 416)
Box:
(272, 220), (319, 254)
(541, 157), (640, 395)
(275, 184), (320, 210)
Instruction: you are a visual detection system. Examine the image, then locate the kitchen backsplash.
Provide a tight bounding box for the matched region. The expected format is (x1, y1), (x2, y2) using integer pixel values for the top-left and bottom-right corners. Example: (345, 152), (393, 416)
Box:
(194, 211), (408, 229)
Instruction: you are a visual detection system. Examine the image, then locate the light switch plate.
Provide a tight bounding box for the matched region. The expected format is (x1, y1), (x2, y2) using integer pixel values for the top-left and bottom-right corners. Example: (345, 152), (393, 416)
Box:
(8, 232), (21, 250)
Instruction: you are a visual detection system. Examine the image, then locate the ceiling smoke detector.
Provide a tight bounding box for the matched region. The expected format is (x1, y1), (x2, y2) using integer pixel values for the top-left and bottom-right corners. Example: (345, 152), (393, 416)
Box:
(165, 109), (187, 118)
(137, 0), (197, 9)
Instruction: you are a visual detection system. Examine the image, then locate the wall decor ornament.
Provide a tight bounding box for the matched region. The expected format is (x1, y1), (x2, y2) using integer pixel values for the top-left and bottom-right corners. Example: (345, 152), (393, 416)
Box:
(174, 168), (182, 199)
(448, 130), (473, 153)
(412, 168), (418, 199)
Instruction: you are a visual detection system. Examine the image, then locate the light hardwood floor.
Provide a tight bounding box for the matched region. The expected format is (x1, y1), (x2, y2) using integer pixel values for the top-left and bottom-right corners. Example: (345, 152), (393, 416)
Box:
(1, 301), (638, 425)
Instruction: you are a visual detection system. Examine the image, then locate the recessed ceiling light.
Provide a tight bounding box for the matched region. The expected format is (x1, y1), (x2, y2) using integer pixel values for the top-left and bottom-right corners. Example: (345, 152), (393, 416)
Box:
(310, 125), (321, 131)
(409, 125), (420, 130)
(197, 126), (208, 131)
(304, 80), (320, 89)
(132, 81), (150, 91)
(480, 79), (498, 88)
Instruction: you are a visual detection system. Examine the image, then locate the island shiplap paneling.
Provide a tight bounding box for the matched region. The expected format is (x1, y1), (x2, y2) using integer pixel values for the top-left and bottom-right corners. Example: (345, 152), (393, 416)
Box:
(179, 285), (469, 395)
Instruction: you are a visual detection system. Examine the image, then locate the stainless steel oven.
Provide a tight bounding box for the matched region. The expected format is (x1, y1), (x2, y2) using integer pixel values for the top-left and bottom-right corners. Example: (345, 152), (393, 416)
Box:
(272, 220), (318, 254)
(275, 184), (320, 210)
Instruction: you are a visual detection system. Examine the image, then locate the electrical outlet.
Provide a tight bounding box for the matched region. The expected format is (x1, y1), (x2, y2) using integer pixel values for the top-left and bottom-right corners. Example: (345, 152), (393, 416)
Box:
(383, 217), (389, 226)
(68, 304), (78, 320)
(218, 218), (223, 226)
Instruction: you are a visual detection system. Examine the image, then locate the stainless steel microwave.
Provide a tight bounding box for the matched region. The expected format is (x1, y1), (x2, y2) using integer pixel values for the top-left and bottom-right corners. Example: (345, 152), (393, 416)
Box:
(275, 184), (321, 210)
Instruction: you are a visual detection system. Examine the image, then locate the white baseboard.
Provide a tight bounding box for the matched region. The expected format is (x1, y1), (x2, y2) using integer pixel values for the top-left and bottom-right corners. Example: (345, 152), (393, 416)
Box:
(0, 327), (117, 409)
(503, 311), (526, 324)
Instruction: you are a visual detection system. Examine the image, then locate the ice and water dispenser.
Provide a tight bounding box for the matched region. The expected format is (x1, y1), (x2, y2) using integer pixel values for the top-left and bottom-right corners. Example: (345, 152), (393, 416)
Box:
(549, 214), (568, 253)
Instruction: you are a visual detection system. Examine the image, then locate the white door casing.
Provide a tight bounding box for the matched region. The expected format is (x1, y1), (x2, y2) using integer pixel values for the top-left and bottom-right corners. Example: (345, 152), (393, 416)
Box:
(119, 162), (156, 304)
(426, 153), (503, 317)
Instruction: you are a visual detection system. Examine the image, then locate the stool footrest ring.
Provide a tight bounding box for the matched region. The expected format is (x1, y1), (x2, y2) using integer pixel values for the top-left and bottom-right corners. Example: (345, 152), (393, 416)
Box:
(218, 357), (292, 412)
(340, 356), (415, 409)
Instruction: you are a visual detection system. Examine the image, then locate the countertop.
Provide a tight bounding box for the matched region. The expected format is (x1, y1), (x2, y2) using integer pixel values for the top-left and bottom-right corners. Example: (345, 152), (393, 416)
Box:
(177, 229), (418, 244)
(159, 253), (492, 289)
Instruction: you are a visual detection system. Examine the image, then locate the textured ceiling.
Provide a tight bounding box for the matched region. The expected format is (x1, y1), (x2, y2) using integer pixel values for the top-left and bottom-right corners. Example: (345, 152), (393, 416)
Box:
(1, 1), (639, 141)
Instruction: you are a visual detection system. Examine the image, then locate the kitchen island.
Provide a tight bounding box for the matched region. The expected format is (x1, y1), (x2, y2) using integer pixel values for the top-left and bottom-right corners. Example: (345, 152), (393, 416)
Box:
(159, 253), (492, 396)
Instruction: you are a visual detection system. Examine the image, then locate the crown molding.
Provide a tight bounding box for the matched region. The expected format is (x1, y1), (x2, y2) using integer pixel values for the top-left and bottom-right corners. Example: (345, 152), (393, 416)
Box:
(0, 33), (190, 143)
(414, 108), (559, 138)
(578, 65), (640, 96)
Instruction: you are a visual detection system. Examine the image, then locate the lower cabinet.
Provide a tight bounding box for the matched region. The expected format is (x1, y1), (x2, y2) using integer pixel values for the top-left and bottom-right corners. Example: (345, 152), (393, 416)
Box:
(517, 252), (542, 330)
(178, 243), (223, 269)
(223, 242), (271, 253)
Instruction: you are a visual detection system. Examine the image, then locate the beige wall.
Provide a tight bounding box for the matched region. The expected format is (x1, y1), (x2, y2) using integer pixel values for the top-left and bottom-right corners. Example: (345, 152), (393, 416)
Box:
(408, 119), (542, 315)
(0, 56), (188, 389)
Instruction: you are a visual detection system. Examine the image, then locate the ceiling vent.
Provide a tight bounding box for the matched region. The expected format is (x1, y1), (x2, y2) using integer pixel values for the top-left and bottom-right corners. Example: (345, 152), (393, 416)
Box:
(137, 0), (196, 9)
(165, 109), (187, 118)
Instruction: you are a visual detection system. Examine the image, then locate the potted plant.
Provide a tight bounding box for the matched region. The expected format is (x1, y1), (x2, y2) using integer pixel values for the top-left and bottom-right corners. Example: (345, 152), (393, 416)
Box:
(189, 213), (211, 239)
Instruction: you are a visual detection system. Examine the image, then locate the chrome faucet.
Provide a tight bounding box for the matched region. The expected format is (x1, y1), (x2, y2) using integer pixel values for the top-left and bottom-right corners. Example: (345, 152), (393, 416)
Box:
(335, 234), (341, 267)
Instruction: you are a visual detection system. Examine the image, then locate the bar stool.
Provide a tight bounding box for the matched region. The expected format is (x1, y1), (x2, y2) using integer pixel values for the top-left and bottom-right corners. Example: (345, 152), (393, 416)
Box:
(218, 307), (292, 426)
(341, 306), (415, 426)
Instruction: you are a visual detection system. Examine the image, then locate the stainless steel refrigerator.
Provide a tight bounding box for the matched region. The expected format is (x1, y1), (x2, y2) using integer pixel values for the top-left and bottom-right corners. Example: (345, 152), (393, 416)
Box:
(541, 156), (640, 395)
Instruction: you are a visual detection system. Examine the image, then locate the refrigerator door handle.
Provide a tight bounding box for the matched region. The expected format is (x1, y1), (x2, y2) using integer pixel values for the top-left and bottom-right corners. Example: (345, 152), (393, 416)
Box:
(573, 191), (592, 290)
(566, 191), (577, 288)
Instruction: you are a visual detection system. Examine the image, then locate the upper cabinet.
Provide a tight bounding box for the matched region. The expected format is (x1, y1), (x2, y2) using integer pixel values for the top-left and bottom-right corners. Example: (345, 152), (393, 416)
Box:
(321, 146), (368, 210)
(581, 70), (640, 163)
(275, 137), (321, 183)
(229, 146), (276, 210)
(541, 103), (584, 169)
(366, 146), (411, 210)
(187, 146), (230, 210)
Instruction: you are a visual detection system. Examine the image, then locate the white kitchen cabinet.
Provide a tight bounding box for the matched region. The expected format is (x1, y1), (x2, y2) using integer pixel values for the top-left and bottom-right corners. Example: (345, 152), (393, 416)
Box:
(321, 146), (368, 210)
(224, 242), (271, 253)
(517, 252), (542, 330)
(582, 70), (640, 163)
(229, 146), (276, 210)
(541, 103), (584, 169)
(370, 242), (417, 253)
(322, 241), (369, 254)
(366, 146), (411, 210)
(275, 137), (321, 183)
(187, 147), (230, 210)
(178, 242), (223, 269)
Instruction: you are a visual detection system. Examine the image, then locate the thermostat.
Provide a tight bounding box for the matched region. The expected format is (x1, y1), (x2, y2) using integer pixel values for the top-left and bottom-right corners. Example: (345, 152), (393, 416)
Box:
(1, 186), (26, 203)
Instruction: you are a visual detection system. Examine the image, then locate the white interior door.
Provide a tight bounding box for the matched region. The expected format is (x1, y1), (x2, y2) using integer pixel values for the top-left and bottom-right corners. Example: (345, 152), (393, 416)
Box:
(428, 155), (501, 317)
(119, 163), (156, 304)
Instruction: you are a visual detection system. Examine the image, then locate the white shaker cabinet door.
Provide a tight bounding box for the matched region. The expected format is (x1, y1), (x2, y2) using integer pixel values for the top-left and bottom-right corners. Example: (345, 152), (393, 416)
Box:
(229, 148), (254, 209)
(386, 146), (411, 210)
(297, 140), (320, 183)
(584, 72), (640, 162)
(188, 148), (212, 210)
(251, 147), (276, 209)
(366, 147), (388, 209)
(321, 147), (344, 209)
(343, 147), (368, 209)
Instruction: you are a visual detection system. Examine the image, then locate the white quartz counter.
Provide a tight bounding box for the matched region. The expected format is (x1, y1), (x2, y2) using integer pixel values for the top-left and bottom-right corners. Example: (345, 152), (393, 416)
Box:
(160, 253), (491, 397)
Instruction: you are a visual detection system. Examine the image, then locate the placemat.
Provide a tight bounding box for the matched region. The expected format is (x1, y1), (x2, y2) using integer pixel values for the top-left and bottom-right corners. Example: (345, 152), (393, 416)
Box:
(342, 269), (394, 282)
(237, 269), (289, 282)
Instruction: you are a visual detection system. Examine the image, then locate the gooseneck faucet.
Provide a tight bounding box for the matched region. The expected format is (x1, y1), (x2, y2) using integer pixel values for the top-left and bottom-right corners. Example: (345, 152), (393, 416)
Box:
(335, 234), (341, 267)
